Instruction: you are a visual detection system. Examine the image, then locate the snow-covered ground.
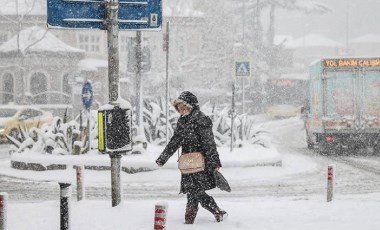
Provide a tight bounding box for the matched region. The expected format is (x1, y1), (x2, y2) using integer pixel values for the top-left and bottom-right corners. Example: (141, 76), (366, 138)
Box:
(1, 116), (380, 230)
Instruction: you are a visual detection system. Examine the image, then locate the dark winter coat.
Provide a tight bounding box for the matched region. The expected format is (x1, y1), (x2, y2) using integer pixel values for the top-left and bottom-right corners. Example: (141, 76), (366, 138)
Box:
(156, 94), (222, 194)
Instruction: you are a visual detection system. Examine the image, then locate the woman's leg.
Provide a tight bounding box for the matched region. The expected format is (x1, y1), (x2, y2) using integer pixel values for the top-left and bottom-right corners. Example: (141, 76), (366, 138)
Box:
(198, 191), (227, 222)
(185, 192), (199, 224)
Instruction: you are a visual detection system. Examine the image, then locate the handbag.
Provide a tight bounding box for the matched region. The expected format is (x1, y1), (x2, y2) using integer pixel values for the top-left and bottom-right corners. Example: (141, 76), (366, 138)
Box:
(178, 152), (205, 174)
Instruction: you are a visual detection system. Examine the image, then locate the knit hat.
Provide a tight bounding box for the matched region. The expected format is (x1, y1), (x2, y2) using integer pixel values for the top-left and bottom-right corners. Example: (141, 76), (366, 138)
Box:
(173, 91), (199, 111)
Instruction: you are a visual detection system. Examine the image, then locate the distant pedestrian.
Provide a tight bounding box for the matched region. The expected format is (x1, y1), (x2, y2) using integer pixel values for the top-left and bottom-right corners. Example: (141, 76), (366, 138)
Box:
(155, 91), (227, 224)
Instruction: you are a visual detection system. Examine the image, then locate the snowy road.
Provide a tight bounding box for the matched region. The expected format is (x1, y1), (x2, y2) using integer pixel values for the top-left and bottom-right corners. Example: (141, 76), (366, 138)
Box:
(1, 117), (380, 201)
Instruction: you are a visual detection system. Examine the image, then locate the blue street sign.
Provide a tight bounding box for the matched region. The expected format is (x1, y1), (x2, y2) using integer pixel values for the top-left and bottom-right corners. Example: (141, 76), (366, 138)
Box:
(235, 61), (251, 77)
(47, 0), (162, 30)
(82, 81), (93, 110)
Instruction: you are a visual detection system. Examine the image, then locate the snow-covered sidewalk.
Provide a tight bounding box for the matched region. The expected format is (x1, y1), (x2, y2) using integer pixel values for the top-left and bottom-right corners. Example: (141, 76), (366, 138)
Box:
(6, 193), (380, 230)
(2, 117), (380, 229)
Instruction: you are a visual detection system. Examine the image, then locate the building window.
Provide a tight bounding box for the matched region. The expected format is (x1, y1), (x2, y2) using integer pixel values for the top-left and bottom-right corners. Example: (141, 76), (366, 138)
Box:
(2, 73), (14, 104)
(30, 73), (47, 104)
(78, 33), (101, 53)
(0, 32), (9, 46)
(120, 35), (129, 53)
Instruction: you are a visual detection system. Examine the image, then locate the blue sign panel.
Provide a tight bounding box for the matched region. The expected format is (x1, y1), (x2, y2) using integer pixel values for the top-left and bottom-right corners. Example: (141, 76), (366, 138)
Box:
(235, 61), (251, 77)
(47, 0), (162, 30)
(82, 81), (93, 110)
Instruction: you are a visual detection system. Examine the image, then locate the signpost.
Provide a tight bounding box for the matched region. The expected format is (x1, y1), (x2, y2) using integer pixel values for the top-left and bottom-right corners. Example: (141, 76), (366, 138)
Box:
(81, 81), (93, 152)
(48, 0), (162, 207)
(234, 60), (250, 139)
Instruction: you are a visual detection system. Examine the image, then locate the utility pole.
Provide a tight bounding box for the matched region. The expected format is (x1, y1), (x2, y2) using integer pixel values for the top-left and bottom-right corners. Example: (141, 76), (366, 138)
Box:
(345, 1), (350, 53)
(106, 0), (122, 207)
(164, 22), (170, 144)
(230, 82), (235, 152)
(135, 31), (143, 131)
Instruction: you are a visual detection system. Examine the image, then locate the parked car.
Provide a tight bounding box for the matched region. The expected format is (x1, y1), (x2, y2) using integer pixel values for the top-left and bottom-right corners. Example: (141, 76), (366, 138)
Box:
(0, 105), (54, 143)
(265, 104), (302, 119)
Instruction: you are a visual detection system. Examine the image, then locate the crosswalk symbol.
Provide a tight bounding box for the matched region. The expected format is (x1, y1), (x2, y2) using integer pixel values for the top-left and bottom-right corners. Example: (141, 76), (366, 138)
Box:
(235, 61), (251, 77)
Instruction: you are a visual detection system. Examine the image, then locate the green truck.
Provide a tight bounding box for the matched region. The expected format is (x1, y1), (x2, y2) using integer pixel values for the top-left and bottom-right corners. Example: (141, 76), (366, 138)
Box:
(304, 57), (380, 154)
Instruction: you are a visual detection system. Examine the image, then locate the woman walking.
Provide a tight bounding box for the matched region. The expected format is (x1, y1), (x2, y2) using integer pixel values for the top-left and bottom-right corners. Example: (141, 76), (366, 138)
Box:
(155, 91), (227, 224)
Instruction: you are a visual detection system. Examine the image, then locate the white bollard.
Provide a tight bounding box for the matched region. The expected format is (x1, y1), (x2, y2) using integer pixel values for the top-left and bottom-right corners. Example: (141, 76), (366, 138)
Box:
(154, 202), (168, 230)
(0, 192), (8, 230)
(327, 164), (335, 202)
(75, 165), (85, 201)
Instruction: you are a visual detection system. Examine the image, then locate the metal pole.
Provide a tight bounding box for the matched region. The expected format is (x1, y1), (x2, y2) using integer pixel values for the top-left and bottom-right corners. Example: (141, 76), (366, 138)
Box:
(107, 0), (120, 103)
(110, 153), (122, 206)
(106, 0), (122, 207)
(165, 22), (170, 144)
(242, 77), (245, 114)
(135, 31), (142, 128)
(242, 0), (246, 43)
(86, 109), (90, 152)
(75, 165), (84, 201)
(230, 82), (235, 152)
(345, 2), (349, 53)
(59, 183), (71, 230)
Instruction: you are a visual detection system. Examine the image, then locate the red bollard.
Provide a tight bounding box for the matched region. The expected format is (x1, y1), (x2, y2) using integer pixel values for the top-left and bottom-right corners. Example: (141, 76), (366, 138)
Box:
(327, 164), (335, 202)
(154, 203), (168, 230)
(0, 192), (8, 230)
(75, 165), (85, 201)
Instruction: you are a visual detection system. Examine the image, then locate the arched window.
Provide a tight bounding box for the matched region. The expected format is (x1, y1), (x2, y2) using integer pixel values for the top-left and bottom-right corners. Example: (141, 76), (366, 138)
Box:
(62, 74), (72, 104)
(30, 73), (47, 104)
(2, 73), (14, 104)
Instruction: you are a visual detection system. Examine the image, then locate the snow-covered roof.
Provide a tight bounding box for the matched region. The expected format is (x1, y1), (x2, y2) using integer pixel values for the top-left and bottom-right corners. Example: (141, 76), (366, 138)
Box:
(161, 0), (204, 17)
(286, 34), (344, 48)
(0, 26), (84, 54)
(349, 34), (380, 44)
(0, 0), (46, 16)
(274, 35), (294, 46)
(294, 1), (331, 14)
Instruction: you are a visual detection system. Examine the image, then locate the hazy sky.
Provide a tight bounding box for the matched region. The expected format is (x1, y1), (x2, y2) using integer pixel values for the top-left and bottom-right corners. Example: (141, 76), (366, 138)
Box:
(275, 0), (380, 42)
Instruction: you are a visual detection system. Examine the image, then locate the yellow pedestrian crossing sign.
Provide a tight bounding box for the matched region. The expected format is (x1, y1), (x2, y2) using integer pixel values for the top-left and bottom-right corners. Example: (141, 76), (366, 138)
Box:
(235, 61), (251, 77)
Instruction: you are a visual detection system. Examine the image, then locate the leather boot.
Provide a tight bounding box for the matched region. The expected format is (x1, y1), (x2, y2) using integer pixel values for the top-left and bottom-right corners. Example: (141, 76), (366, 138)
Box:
(200, 196), (227, 222)
(185, 207), (198, 224)
(213, 209), (228, 222)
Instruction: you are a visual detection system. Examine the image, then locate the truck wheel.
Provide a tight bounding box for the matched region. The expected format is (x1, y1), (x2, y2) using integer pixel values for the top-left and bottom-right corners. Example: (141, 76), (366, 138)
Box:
(307, 138), (314, 149)
(306, 130), (314, 149)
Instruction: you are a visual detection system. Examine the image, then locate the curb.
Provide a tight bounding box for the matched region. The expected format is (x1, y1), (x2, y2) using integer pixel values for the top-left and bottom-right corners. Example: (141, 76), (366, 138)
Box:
(10, 160), (154, 174)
